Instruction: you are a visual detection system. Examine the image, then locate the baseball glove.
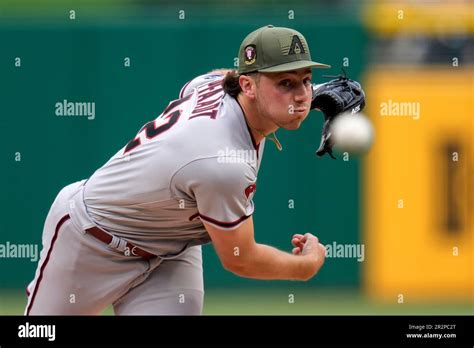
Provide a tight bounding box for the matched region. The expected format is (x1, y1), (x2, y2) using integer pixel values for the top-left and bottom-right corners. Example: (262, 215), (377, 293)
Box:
(311, 72), (366, 159)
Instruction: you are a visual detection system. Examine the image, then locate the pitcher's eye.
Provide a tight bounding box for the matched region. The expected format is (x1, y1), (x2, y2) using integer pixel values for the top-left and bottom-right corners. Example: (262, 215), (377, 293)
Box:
(303, 78), (312, 85)
(279, 80), (292, 88)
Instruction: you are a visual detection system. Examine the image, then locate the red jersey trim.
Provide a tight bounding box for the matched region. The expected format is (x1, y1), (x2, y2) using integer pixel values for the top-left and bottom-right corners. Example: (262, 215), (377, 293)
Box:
(199, 213), (251, 228)
(26, 214), (71, 315)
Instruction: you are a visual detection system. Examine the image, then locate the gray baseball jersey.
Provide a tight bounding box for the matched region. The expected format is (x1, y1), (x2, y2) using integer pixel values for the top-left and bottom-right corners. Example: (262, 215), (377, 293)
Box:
(69, 73), (265, 257)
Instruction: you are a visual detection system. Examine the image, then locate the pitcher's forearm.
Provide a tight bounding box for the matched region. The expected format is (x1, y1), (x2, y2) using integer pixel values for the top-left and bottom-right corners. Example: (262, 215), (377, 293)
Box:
(229, 243), (321, 281)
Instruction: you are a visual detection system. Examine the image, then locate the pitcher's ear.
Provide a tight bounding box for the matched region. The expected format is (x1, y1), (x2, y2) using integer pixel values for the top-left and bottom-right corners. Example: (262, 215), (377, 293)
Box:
(239, 75), (257, 99)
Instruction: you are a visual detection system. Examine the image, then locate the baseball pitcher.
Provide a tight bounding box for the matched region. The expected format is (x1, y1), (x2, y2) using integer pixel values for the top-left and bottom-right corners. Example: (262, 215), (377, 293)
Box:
(25, 25), (365, 315)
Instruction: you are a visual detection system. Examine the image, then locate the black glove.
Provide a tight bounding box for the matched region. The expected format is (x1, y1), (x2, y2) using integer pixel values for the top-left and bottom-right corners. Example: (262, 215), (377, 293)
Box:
(311, 73), (366, 159)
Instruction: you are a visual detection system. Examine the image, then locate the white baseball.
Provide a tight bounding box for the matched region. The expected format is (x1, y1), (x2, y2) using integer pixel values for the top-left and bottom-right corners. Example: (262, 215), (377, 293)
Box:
(331, 112), (374, 154)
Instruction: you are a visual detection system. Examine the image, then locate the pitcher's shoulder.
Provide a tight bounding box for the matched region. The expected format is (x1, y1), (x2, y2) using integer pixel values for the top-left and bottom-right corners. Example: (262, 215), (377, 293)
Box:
(179, 72), (227, 99)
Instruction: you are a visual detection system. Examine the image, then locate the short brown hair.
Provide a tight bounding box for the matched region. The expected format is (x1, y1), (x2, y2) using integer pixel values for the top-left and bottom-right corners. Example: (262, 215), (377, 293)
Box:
(222, 70), (259, 98)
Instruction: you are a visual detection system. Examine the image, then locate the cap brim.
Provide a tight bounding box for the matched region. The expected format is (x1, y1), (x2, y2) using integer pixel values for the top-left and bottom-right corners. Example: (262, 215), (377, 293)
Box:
(258, 60), (331, 73)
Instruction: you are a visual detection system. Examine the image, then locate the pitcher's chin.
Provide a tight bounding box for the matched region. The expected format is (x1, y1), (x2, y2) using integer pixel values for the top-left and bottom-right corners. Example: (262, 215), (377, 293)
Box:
(282, 120), (303, 130)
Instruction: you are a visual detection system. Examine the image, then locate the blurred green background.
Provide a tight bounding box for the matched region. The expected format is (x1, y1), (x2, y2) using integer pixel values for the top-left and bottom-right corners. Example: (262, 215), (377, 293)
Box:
(0, 0), (472, 315)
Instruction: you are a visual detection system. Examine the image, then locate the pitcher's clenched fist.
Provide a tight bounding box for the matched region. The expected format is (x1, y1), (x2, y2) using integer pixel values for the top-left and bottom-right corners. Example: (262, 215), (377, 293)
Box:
(292, 233), (326, 277)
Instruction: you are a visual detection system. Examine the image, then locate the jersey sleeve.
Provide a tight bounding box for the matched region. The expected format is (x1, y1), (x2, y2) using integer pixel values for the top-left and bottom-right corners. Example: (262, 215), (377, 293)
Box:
(172, 158), (257, 230)
(179, 73), (225, 99)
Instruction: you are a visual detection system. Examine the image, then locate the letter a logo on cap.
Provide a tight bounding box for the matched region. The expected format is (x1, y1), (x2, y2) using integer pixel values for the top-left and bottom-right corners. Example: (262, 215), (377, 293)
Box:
(288, 35), (306, 55)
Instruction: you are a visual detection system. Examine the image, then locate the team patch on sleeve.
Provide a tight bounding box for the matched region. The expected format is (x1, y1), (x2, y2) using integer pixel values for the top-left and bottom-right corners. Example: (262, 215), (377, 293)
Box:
(244, 183), (257, 201)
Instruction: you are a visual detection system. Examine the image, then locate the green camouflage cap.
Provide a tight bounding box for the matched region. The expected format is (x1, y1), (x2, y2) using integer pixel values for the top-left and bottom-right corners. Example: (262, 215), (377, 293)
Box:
(238, 25), (331, 74)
